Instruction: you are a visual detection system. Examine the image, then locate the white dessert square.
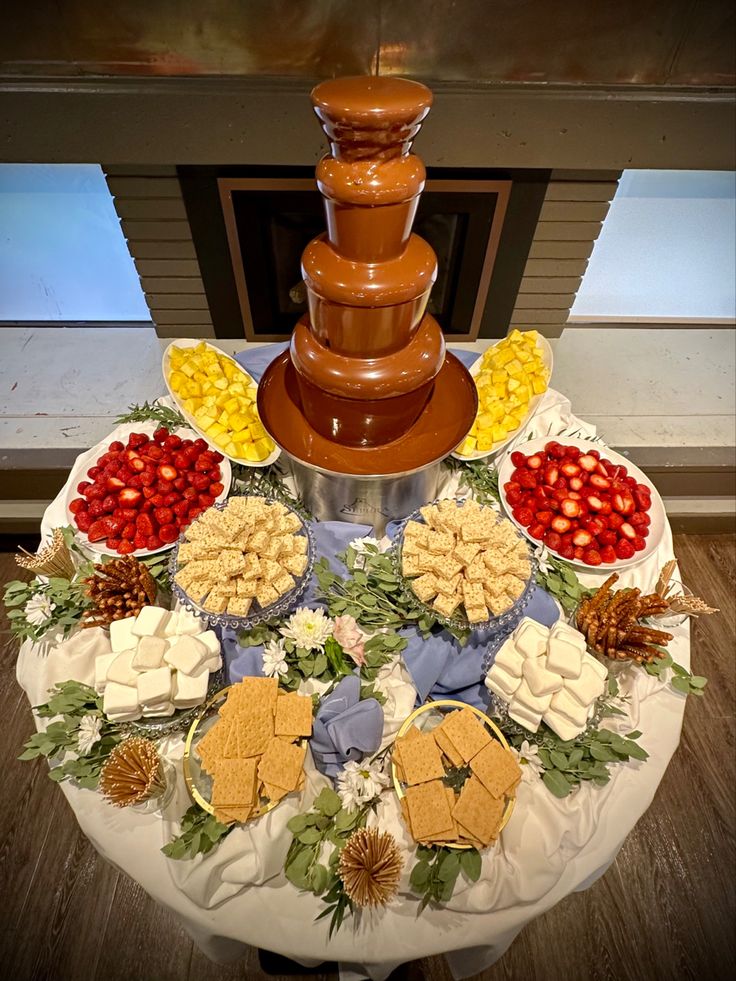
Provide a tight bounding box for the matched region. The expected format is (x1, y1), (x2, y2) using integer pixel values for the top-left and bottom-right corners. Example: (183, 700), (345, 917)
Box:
(164, 635), (208, 675)
(514, 618), (550, 659)
(94, 652), (117, 693)
(163, 610), (181, 637)
(132, 606), (170, 638)
(546, 635), (584, 679)
(543, 709), (582, 741)
(487, 663), (522, 699)
(106, 708), (143, 723)
(492, 636), (524, 677)
(106, 650), (139, 687)
(142, 700), (176, 717)
(202, 654), (222, 673)
(175, 609), (203, 636)
(103, 681), (140, 716)
(550, 619), (587, 653)
(583, 651), (608, 681)
(109, 615), (138, 653)
(513, 677), (553, 714)
(522, 656), (564, 697)
(508, 700), (542, 733)
(172, 668), (209, 708)
(563, 662), (607, 706)
(198, 630), (221, 658)
(132, 635), (168, 671)
(549, 687), (590, 729)
(137, 665), (173, 706)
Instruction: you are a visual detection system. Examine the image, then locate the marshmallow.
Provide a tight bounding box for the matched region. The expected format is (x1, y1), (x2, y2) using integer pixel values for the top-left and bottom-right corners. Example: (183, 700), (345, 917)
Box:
(548, 688), (589, 729)
(175, 609), (203, 636)
(513, 678), (553, 714)
(109, 615), (138, 653)
(163, 610), (181, 637)
(545, 635), (584, 680)
(106, 650), (140, 687)
(94, 652), (117, 693)
(523, 656), (564, 697)
(132, 606), (170, 638)
(103, 681), (140, 717)
(137, 665), (173, 706)
(492, 637), (524, 677)
(514, 619), (550, 659)
(564, 662), (607, 706)
(198, 630), (221, 658)
(107, 708), (143, 723)
(202, 654), (223, 674)
(508, 700), (542, 733)
(132, 635), (168, 671)
(487, 663), (522, 699)
(485, 675), (515, 703)
(583, 651), (608, 681)
(142, 700), (176, 717)
(550, 619), (587, 653)
(164, 635), (208, 676)
(543, 710), (582, 742)
(172, 669), (209, 708)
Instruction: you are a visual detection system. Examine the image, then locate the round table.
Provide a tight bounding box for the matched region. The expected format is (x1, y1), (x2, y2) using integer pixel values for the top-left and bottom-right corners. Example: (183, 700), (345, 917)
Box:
(16, 396), (689, 981)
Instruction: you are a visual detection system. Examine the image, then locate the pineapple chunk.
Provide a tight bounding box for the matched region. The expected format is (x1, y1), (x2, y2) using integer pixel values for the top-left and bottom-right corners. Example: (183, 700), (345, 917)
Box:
(532, 375), (547, 394)
(457, 436), (477, 455)
(249, 420), (266, 440)
(491, 424), (509, 443)
(476, 432), (496, 451)
(213, 378), (228, 391)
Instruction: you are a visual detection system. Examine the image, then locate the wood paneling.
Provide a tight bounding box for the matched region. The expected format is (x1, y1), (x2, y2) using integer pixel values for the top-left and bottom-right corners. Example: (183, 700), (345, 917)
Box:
(524, 258), (589, 277)
(139, 277), (206, 294)
(106, 177), (183, 198)
(149, 308), (213, 325)
(145, 293), (210, 310)
(545, 181), (619, 201)
(510, 309), (569, 324)
(0, 534), (733, 979)
(121, 221), (193, 241)
(516, 277), (582, 294)
(154, 324), (216, 338)
(514, 293), (577, 309)
(129, 241), (198, 260)
(115, 198), (188, 220)
(534, 220), (606, 241)
(134, 259), (202, 278)
(529, 240), (596, 260)
(539, 200), (611, 222)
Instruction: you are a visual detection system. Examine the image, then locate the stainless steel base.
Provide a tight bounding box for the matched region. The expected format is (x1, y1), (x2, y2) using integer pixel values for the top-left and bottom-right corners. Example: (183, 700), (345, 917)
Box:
(287, 456), (442, 535)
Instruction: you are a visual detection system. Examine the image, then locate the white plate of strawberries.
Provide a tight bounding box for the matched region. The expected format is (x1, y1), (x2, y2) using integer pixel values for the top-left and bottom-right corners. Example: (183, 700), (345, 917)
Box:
(497, 437), (665, 570)
(64, 422), (231, 558)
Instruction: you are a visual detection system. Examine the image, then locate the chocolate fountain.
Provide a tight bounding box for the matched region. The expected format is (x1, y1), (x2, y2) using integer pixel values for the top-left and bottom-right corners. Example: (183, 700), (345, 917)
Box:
(258, 75), (477, 531)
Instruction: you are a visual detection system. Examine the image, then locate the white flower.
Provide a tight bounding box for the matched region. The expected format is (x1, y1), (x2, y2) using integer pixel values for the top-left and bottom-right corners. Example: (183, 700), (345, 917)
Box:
(336, 759), (390, 811)
(24, 593), (56, 627)
(280, 607), (334, 652)
(510, 740), (544, 783)
(76, 715), (103, 756)
(349, 536), (382, 569)
(262, 638), (288, 678)
(534, 544), (552, 575)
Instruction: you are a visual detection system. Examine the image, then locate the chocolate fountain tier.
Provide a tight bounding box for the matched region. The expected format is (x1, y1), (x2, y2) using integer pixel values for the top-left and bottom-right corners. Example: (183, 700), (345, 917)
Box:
(257, 348), (477, 477)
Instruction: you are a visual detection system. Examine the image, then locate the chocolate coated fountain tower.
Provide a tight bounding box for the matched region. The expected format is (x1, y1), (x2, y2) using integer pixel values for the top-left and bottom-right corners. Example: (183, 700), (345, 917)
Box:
(258, 76), (477, 530)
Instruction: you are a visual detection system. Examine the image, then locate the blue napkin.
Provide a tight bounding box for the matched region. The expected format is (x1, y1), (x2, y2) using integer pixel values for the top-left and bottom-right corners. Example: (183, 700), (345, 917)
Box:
(310, 675), (384, 779)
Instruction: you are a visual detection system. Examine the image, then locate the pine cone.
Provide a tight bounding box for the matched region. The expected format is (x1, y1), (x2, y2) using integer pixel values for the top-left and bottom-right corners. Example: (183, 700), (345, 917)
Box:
(81, 556), (157, 629)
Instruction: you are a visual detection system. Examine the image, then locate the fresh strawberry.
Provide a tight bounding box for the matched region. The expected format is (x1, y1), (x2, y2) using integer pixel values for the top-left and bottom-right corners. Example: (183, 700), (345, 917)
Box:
(139, 471), (155, 487)
(210, 451), (224, 464)
(88, 500), (105, 518)
(101, 494), (117, 513)
(599, 544), (617, 564)
(183, 486), (198, 500)
(577, 455), (597, 472)
(588, 474), (610, 490)
(567, 491), (582, 501)
(632, 535), (646, 551)
(172, 452), (188, 471)
(561, 499), (580, 518)
(134, 532), (149, 550)
(587, 495), (604, 511)
(506, 487), (523, 507)
(121, 522), (136, 540)
(75, 512), (92, 532)
(152, 427), (169, 444)
(582, 548), (602, 566)
(209, 481), (225, 498)
(187, 506), (203, 522)
(510, 451), (526, 467)
(573, 546), (585, 560)
(619, 522), (636, 540)
(136, 513), (154, 536)
(127, 432), (148, 449)
(544, 441), (565, 459)
(615, 539), (635, 560)
(171, 476), (186, 492)
(109, 440), (125, 452)
(129, 456), (145, 473)
(69, 498), (86, 514)
(193, 438), (208, 452)
(535, 510), (553, 527)
(596, 461), (611, 477)
(572, 529), (592, 547)
(118, 487), (142, 507)
(514, 507), (534, 527)
(157, 463), (178, 482)
(87, 466), (102, 479)
(147, 535), (163, 550)
(87, 519), (108, 542)
(154, 507), (174, 526)
(118, 540), (135, 554)
(543, 465), (559, 487)
(544, 531), (562, 551)
(528, 522), (545, 540)
(172, 500), (190, 518)
(516, 472), (535, 490)
(128, 474), (143, 489)
(639, 526), (650, 539)
(163, 492), (179, 507)
(144, 444), (163, 461)
(598, 529), (617, 546)
(158, 524), (179, 544)
(198, 493), (215, 508)
(558, 543), (574, 560)
(105, 476), (125, 491)
(608, 513), (624, 530)
(639, 512), (651, 527)
(163, 434), (182, 452)
(584, 516), (606, 537)
(564, 446), (581, 459)
(142, 486), (156, 500)
(560, 462), (580, 478)
(141, 500), (154, 513)
(77, 480), (91, 495)
(195, 456), (214, 472)
(106, 538), (121, 552)
(629, 512), (646, 528)
(551, 516), (571, 534)
(156, 480), (174, 495)
(191, 473), (210, 491)
(568, 476), (584, 492)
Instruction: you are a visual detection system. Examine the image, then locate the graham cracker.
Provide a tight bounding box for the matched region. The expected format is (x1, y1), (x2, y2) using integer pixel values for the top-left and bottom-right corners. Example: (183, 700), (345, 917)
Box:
(404, 780), (454, 842)
(432, 725), (464, 768)
(469, 739), (522, 799)
(397, 730), (445, 785)
(211, 757), (258, 807)
(438, 709), (492, 763)
(258, 737), (306, 793)
(274, 691), (313, 738)
(452, 776), (505, 846)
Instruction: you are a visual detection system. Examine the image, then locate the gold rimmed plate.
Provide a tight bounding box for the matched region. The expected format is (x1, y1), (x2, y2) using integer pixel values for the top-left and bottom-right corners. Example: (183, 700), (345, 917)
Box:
(392, 699), (516, 849)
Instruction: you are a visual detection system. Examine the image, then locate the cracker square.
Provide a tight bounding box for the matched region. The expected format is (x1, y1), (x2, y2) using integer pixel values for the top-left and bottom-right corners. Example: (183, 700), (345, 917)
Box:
(274, 692), (313, 738)
(411, 572), (439, 603)
(469, 740), (522, 799)
(258, 738), (306, 793)
(203, 589), (229, 614)
(453, 541), (482, 567)
(211, 757), (258, 807)
(452, 775), (505, 846)
(465, 557), (488, 582)
(272, 572), (296, 597)
(255, 583), (279, 609)
(283, 553), (308, 577)
(438, 709), (492, 763)
(466, 605), (488, 624)
(236, 578), (259, 598)
(404, 780), (454, 841)
(214, 804), (253, 824)
(430, 554), (463, 580)
(402, 553), (421, 577)
(291, 536), (308, 555)
(227, 596), (252, 617)
(435, 573), (461, 595)
(426, 531), (455, 555)
(433, 592), (461, 617)
(432, 726), (464, 768)
(462, 581), (485, 609)
(281, 513), (303, 534)
(397, 730), (445, 785)
(218, 551), (248, 577)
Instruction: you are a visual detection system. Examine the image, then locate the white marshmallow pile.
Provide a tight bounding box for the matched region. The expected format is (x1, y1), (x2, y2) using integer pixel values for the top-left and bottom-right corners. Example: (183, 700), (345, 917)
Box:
(96, 606), (222, 722)
(484, 617), (607, 740)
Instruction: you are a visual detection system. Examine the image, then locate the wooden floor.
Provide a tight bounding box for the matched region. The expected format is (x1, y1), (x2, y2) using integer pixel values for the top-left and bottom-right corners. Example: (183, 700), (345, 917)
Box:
(1, 535), (734, 981)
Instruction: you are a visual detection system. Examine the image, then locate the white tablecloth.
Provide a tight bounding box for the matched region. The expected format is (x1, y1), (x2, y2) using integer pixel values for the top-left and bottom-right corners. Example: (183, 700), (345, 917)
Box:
(16, 391), (689, 980)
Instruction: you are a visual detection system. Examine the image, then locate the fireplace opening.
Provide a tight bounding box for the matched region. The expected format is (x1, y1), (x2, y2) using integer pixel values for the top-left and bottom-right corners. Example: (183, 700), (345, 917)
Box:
(178, 166), (549, 341)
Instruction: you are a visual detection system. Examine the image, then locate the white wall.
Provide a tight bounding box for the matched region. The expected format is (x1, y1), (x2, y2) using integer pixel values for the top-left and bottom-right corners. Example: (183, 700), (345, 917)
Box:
(571, 170), (736, 321)
(0, 164), (150, 321)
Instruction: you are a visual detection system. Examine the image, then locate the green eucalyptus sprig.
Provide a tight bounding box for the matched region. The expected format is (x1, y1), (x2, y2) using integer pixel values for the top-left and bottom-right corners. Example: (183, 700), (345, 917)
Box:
(3, 575), (93, 643)
(115, 400), (186, 430)
(409, 844), (482, 910)
(643, 649), (707, 696)
(19, 680), (123, 789)
(442, 457), (501, 506)
(535, 552), (593, 614)
(162, 804), (232, 860)
(284, 786), (373, 938)
(230, 462), (312, 521)
(315, 545), (436, 637)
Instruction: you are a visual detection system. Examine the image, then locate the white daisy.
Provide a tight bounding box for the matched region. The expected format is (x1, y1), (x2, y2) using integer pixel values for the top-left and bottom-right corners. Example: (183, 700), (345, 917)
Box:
(336, 759), (390, 811)
(280, 607), (334, 652)
(534, 544), (552, 575)
(262, 638), (289, 678)
(349, 536), (382, 569)
(510, 739), (544, 783)
(76, 715), (103, 756)
(24, 593), (56, 627)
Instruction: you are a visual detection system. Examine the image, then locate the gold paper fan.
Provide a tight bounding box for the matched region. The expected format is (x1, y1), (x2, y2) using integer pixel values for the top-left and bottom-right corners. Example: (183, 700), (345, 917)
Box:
(338, 827), (403, 908)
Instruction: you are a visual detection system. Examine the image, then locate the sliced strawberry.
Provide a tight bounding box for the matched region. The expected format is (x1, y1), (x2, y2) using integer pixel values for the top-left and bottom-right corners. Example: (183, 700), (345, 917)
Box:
(157, 463), (178, 482)
(582, 547), (602, 566)
(561, 499), (581, 518)
(568, 476), (584, 492)
(69, 498), (86, 514)
(615, 539), (635, 560)
(551, 516), (571, 534)
(588, 474), (610, 490)
(598, 529), (618, 546)
(129, 456), (145, 473)
(118, 487), (142, 507)
(599, 545), (617, 564)
(572, 528), (592, 547)
(612, 493), (634, 515)
(573, 546), (585, 560)
(158, 524), (179, 544)
(560, 462), (580, 478)
(105, 476), (125, 491)
(514, 507), (534, 527)
(585, 517), (606, 537)
(543, 465), (559, 487)
(632, 535), (646, 551)
(578, 455), (597, 472)
(544, 531), (562, 551)
(118, 540), (135, 554)
(619, 522), (636, 540)
(87, 519), (108, 542)
(76, 512), (92, 532)
(595, 461), (609, 478)
(587, 495), (604, 511)
(183, 486), (198, 500)
(558, 543), (574, 560)
(136, 513), (155, 536)
(568, 491), (582, 501)
(528, 522), (545, 540)
(154, 507), (174, 526)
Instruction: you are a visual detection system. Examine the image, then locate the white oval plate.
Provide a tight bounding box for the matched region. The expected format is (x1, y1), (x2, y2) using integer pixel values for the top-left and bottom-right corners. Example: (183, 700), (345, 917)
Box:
(452, 334), (554, 462)
(162, 338), (281, 468)
(63, 420), (231, 559)
(497, 435), (665, 571)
